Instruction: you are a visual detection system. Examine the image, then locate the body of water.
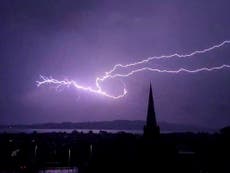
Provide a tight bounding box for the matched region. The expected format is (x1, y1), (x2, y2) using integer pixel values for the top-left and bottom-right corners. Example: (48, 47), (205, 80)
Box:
(38, 167), (78, 173)
(0, 128), (143, 134)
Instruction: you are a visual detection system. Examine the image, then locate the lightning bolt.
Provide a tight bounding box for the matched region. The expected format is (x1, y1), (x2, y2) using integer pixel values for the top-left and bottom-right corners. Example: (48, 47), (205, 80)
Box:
(36, 40), (230, 99)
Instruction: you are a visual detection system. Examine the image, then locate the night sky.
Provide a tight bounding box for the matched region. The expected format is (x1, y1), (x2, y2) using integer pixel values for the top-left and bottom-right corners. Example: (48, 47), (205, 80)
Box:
(1, 0), (230, 128)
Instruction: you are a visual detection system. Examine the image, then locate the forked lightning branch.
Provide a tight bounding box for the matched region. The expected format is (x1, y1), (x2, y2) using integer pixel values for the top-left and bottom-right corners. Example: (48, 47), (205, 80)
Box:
(36, 40), (230, 99)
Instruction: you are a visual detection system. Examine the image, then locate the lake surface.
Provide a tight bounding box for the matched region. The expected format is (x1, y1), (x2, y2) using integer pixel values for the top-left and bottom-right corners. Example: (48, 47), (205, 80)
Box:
(0, 128), (143, 134)
(38, 167), (78, 173)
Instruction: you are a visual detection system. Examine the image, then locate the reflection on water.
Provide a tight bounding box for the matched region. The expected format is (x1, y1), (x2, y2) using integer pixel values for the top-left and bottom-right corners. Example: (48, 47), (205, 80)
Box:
(38, 167), (78, 173)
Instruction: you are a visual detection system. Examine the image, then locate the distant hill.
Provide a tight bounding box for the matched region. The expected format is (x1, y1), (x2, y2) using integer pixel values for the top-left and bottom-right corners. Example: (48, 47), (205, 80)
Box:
(0, 120), (215, 132)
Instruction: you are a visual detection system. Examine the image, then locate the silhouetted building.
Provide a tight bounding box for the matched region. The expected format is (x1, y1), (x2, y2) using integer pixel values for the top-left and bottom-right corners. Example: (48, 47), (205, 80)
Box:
(144, 83), (160, 138)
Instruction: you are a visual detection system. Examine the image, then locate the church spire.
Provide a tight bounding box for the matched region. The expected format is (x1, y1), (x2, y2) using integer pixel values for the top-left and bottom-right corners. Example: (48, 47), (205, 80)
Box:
(144, 83), (160, 138)
(146, 83), (157, 127)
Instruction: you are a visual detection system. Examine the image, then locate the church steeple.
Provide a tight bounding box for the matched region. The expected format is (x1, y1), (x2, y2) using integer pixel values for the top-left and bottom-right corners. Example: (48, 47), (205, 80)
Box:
(146, 84), (157, 127)
(144, 83), (160, 138)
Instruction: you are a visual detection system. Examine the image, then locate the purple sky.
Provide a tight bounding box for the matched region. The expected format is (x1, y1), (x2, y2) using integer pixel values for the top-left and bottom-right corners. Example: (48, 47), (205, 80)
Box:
(1, 0), (230, 128)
